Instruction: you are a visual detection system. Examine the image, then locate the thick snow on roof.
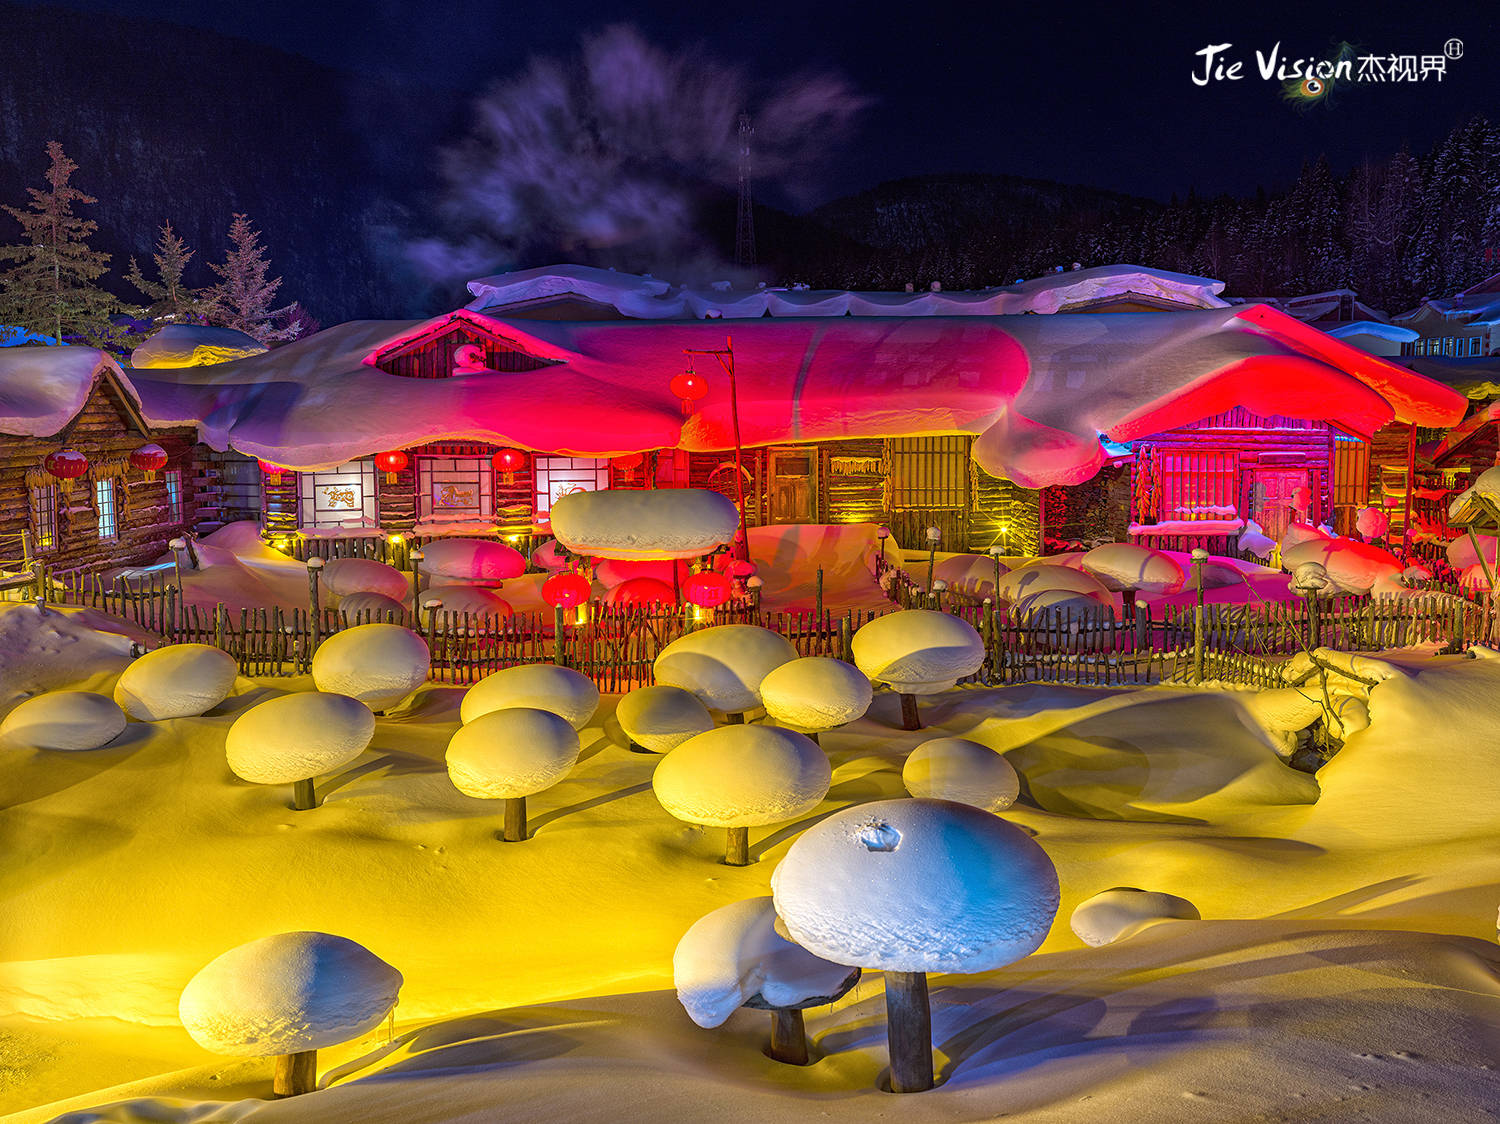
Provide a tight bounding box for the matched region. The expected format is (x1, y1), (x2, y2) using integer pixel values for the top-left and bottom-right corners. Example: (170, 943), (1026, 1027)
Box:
(130, 324), (267, 368)
(466, 263), (1230, 320)
(0, 346), (129, 438)
(126, 304), (1466, 486)
(1325, 321), (1419, 344)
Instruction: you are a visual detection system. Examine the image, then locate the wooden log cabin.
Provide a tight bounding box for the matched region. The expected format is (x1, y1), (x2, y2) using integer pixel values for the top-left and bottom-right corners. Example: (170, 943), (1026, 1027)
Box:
(0, 347), (205, 584)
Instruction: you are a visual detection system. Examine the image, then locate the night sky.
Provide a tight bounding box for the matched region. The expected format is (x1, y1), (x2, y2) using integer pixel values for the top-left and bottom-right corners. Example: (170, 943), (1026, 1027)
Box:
(15, 0), (1500, 203)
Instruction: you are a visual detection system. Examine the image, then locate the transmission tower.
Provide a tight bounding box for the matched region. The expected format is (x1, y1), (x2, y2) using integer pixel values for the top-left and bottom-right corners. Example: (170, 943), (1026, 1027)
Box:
(735, 112), (756, 267)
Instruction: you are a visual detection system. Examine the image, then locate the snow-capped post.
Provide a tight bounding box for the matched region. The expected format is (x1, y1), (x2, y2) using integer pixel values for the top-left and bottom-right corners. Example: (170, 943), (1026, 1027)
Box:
(925, 526), (941, 592)
(553, 603), (568, 667)
(226, 692), (377, 811)
(988, 545), (1004, 598)
(815, 567), (824, 622)
(306, 555), (325, 653)
(168, 537), (186, 594)
(422, 598), (443, 660)
(772, 799), (1060, 1095)
(1191, 548), (1208, 684)
(851, 610), (985, 732)
(746, 574), (763, 609)
(446, 708), (581, 843)
(760, 657), (873, 747)
(408, 547), (424, 607)
(929, 578), (947, 611)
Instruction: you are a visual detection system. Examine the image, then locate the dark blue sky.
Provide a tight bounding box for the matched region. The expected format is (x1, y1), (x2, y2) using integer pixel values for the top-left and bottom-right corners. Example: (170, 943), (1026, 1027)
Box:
(18, 0), (1500, 203)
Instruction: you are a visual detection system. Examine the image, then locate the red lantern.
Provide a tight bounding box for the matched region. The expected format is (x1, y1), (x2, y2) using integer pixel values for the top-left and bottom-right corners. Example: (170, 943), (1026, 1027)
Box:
(375, 450), (409, 483)
(612, 451), (645, 484)
(684, 569), (733, 609)
(43, 448), (88, 494)
(492, 447), (527, 486)
(670, 368), (709, 416)
(259, 460), (289, 484)
(542, 571), (591, 609)
(128, 444), (169, 482)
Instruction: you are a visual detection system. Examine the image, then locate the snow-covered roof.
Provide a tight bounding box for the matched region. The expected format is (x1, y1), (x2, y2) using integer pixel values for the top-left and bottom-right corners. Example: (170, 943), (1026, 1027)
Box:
(125, 303), (1465, 489)
(130, 324), (267, 368)
(1394, 290), (1500, 329)
(0, 346), (139, 438)
(1325, 321), (1419, 344)
(465, 264), (1230, 320)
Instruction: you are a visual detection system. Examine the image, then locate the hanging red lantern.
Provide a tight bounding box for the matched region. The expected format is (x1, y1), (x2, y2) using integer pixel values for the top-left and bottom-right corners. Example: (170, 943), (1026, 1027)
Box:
(684, 569), (733, 608)
(43, 449), (88, 494)
(129, 444), (168, 482)
(670, 367), (709, 416)
(259, 460), (290, 484)
(375, 450), (409, 484)
(492, 447), (527, 486)
(541, 571), (591, 609)
(612, 451), (645, 484)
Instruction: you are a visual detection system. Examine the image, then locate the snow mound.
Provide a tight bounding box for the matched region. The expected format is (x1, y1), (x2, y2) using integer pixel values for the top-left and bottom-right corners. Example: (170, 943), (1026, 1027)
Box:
(310, 624), (429, 711)
(928, 553), (1008, 599)
(771, 798), (1059, 973)
(0, 690), (126, 751)
(420, 586), (512, 622)
(322, 558), (408, 603)
(652, 725), (831, 828)
(1014, 586), (1116, 624)
(550, 488), (738, 560)
(995, 563), (1112, 605)
(615, 685), (713, 752)
(417, 539), (525, 582)
(1238, 519), (1276, 558)
(1356, 507), (1389, 539)
(850, 610), (984, 694)
(0, 603), (137, 703)
(113, 644), (239, 721)
(1280, 522), (1332, 552)
(529, 538), (569, 572)
(459, 664), (600, 730)
(225, 692), (376, 785)
(758, 657), (872, 731)
(901, 737), (1019, 812)
(129, 324), (266, 368)
(1447, 532), (1498, 571)
(1081, 543), (1184, 593)
(1281, 538), (1403, 595)
(446, 707), (580, 799)
(653, 625), (798, 713)
(178, 931), (401, 1056)
(1069, 887), (1200, 947)
(594, 558), (690, 589)
(606, 576), (676, 604)
(673, 897), (859, 1029)
(337, 591), (407, 620)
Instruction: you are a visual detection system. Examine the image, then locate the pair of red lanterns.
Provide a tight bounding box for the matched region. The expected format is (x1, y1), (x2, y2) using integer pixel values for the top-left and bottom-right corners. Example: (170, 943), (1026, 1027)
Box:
(42, 444), (169, 492)
(540, 566), (733, 610)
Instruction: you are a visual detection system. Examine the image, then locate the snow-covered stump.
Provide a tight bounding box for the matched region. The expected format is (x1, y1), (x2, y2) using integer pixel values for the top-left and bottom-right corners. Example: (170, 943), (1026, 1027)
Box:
(445, 708), (581, 843)
(772, 799), (1059, 1094)
(226, 692), (377, 812)
(615, 685), (713, 753)
(759, 657), (872, 746)
(902, 737), (1019, 812)
(653, 624), (798, 724)
(459, 663), (600, 730)
(851, 610), (984, 732)
(178, 931), (402, 1100)
(310, 623), (430, 714)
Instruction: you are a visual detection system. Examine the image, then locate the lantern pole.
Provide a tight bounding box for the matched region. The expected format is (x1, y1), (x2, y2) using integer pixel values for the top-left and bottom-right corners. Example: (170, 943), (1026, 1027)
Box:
(684, 339), (748, 560)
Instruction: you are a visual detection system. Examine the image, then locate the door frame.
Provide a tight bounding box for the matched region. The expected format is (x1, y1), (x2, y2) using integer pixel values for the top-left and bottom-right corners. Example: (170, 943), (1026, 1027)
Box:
(766, 445), (819, 524)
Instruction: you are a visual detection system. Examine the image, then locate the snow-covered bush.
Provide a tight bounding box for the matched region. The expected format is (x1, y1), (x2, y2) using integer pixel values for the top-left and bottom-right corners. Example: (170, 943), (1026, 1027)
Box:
(0, 690), (126, 751)
(417, 538), (526, 584)
(652, 724), (831, 865)
(550, 487), (739, 559)
(901, 737), (1019, 812)
(1069, 887), (1199, 947)
(419, 585), (512, 622)
(113, 643), (239, 721)
(459, 663), (600, 730)
(310, 624), (429, 712)
(1080, 542), (1184, 595)
(616, 685), (714, 753)
(178, 931), (402, 1097)
(446, 707), (581, 841)
(225, 691), (376, 809)
(850, 609), (984, 729)
(653, 624), (798, 718)
(758, 657), (872, 741)
(337, 591), (407, 621)
(771, 797), (1059, 1093)
(322, 557), (408, 603)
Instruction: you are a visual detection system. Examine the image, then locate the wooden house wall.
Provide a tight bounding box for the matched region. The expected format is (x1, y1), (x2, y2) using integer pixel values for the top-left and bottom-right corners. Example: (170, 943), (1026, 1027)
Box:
(0, 380), (200, 572)
(819, 439), (887, 526)
(374, 322), (555, 379)
(971, 471), (1041, 556)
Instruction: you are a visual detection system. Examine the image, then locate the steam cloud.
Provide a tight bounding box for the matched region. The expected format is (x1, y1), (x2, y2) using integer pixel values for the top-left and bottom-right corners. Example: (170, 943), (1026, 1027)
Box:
(408, 25), (868, 286)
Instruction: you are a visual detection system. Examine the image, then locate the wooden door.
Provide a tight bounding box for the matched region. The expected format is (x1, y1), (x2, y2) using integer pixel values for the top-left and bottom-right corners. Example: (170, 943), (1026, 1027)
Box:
(1252, 467), (1310, 540)
(767, 447), (817, 524)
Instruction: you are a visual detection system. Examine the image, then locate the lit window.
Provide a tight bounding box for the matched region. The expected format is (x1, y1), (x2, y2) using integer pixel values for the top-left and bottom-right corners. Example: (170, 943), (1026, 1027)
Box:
(29, 484), (57, 552)
(1470, 336), (1483, 357)
(418, 456), (493, 522)
(534, 456), (610, 517)
(165, 468), (183, 522)
(95, 478), (118, 541)
(297, 459), (379, 528)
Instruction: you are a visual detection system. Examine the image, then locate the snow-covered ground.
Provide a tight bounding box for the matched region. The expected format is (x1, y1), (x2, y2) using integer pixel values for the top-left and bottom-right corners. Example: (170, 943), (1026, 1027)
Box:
(3, 594), (1499, 1120)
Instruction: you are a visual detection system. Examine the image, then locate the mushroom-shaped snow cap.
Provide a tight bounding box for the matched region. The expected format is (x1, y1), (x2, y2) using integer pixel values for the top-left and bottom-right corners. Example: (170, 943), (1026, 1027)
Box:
(902, 737), (1019, 813)
(1069, 887), (1200, 947)
(653, 624), (798, 713)
(311, 623), (430, 711)
(551, 487), (739, 560)
(337, 591), (407, 620)
(930, 553), (1009, 599)
(0, 690), (126, 751)
(616, 685), (714, 752)
(446, 707), (580, 799)
(673, 897), (860, 1029)
(321, 557), (409, 603)
(759, 657), (872, 730)
(529, 538), (569, 572)
(420, 586), (512, 621)
(994, 563), (1111, 606)
(1281, 538), (1403, 595)
(459, 663), (600, 730)
(416, 538), (526, 582)
(179, 931), (402, 1056)
(226, 692), (376, 785)
(653, 725), (831, 828)
(771, 798), (1059, 973)
(1080, 543), (1184, 594)
(850, 610), (984, 695)
(113, 643), (239, 721)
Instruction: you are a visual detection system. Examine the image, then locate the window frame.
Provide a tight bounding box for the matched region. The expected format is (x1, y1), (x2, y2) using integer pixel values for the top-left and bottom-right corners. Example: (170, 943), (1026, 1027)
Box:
(95, 477), (119, 541)
(533, 456), (611, 518)
(164, 468), (184, 523)
(29, 483), (58, 553)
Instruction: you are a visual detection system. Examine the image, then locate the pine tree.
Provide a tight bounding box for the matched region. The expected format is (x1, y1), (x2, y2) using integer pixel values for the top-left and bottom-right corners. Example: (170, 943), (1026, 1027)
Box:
(0, 141), (118, 345)
(125, 220), (204, 323)
(201, 213), (297, 343)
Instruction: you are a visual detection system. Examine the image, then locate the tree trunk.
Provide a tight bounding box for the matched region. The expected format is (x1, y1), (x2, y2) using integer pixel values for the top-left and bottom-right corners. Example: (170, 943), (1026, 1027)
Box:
(503, 796), (527, 842)
(725, 711), (745, 724)
(273, 1049), (317, 1097)
(768, 1007), (809, 1065)
(899, 693), (921, 731)
(885, 970), (933, 1093)
(808, 730), (821, 747)
(725, 825), (750, 866)
(291, 777), (316, 811)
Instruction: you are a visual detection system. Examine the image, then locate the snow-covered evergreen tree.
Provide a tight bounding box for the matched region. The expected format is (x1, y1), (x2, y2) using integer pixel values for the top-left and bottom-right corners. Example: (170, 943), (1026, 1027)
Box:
(201, 213), (298, 343)
(126, 220), (204, 323)
(0, 141), (118, 344)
